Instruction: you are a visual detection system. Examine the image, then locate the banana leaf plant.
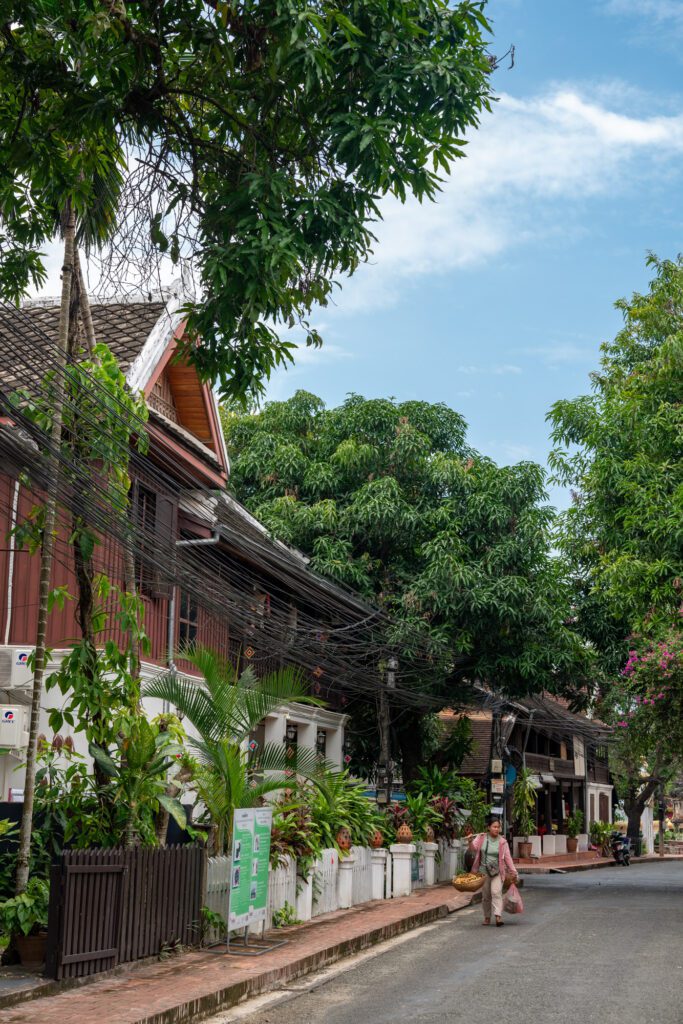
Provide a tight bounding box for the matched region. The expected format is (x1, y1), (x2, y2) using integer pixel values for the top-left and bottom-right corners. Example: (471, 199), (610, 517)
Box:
(143, 645), (334, 853)
(89, 716), (186, 848)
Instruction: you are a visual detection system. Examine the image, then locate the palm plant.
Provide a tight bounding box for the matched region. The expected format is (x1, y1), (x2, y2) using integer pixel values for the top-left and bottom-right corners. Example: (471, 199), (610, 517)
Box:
(143, 645), (331, 853)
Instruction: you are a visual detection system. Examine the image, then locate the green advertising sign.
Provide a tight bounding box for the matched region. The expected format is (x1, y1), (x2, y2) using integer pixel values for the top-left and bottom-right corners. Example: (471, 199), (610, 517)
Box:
(228, 807), (273, 931)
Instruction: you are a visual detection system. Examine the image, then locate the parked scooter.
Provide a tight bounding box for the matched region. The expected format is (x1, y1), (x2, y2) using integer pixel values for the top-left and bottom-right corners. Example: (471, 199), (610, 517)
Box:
(611, 832), (631, 866)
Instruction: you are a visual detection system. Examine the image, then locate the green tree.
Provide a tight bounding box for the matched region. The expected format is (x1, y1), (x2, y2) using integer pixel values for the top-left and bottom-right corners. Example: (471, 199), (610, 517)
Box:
(548, 255), (683, 841)
(222, 391), (590, 779)
(144, 645), (333, 853)
(0, 0), (494, 401)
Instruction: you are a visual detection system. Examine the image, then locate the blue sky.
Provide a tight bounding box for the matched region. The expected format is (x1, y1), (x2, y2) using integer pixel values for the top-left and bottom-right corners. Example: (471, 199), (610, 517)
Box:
(265, 0), (683, 507)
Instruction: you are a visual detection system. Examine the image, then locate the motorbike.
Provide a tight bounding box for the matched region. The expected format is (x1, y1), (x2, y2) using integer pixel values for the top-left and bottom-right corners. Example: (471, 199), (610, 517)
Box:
(611, 832), (631, 866)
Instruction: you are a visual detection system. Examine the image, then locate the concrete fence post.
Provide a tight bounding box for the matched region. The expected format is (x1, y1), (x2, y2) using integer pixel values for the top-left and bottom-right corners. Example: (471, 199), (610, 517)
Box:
(371, 849), (387, 901)
(337, 854), (355, 909)
(421, 842), (438, 886)
(389, 844), (415, 897)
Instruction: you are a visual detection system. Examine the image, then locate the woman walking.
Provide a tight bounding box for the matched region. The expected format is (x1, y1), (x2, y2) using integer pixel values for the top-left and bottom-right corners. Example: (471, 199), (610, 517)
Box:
(469, 816), (517, 927)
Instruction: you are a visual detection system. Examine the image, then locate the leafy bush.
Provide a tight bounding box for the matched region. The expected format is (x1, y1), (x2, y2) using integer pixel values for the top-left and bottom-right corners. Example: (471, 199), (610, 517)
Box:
(272, 901), (300, 928)
(0, 877), (49, 937)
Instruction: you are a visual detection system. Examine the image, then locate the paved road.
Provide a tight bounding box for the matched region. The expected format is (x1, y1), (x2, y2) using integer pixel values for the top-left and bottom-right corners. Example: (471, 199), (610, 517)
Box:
(208, 863), (683, 1024)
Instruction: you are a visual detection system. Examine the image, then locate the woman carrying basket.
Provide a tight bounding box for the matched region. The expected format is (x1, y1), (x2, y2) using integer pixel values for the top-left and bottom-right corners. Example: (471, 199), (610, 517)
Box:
(469, 816), (517, 927)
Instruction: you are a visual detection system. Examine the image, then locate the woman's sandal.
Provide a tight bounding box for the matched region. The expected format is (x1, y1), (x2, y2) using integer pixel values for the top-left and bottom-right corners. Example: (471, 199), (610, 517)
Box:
(495, 918), (504, 927)
(482, 918), (490, 926)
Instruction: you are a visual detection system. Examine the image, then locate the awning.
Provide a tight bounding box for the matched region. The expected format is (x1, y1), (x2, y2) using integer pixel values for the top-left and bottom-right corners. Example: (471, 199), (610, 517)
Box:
(529, 774), (543, 789)
(541, 773), (557, 785)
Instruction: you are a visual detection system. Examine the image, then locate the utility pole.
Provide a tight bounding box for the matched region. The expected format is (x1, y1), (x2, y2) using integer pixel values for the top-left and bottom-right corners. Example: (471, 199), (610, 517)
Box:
(376, 656), (397, 805)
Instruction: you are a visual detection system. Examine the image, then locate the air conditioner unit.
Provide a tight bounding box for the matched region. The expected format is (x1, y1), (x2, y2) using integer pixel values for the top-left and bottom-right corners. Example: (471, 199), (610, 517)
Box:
(0, 647), (34, 690)
(0, 706), (29, 750)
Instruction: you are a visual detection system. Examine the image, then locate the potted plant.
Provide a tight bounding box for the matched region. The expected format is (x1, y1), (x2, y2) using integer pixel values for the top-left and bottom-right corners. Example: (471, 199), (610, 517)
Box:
(511, 767), (538, 859)
(566, 809), (584, 853)
(0, 877), (50, 969)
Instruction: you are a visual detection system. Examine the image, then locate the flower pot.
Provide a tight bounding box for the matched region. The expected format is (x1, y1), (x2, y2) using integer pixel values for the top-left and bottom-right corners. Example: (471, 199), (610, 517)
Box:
(336, 827), (352, 852)
(370, 829), (384, 849)
(566, 837), (578, 853)
(396, 823), (413, 844)
(16, 932), (47, 970)
(518, 841), (533, 859)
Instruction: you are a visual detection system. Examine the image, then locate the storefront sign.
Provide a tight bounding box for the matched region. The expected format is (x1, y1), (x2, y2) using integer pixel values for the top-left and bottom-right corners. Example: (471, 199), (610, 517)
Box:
(228, 808), (272, 931)
(491, 779), (505, 795)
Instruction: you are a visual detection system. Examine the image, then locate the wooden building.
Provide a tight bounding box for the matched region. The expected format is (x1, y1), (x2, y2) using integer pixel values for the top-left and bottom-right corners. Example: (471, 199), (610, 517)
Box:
(0, 286), (375, 797)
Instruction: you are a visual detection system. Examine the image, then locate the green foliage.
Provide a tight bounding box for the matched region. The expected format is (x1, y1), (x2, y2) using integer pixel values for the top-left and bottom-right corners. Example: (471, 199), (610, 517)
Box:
(548, 254), (683, 648)
(309, 770), (384, 852)
(143, 645), (333, 852)
(270, 797), (324, 879)
(511, 767), (537, 839)
(89, 716), (187, 847)
(566, 809), (584, 839)
(34, 742), (118, 852)
(46, 628), (148, 747)
(0, 877), (49, 937)
(272, 901), (301, 929)
(0, 1), (493, 400)
(404, 793), (439, 842)
(589, 820), (613, 855)
(224, 391), (590, 773)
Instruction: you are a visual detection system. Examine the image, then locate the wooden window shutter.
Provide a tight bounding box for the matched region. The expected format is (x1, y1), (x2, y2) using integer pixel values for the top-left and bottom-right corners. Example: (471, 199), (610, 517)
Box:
(150, 493), (177, 598)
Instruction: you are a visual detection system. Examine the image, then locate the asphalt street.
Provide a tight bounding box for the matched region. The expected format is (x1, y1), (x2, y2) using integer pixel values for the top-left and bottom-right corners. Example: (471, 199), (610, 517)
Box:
(206, 863), (683, 1024)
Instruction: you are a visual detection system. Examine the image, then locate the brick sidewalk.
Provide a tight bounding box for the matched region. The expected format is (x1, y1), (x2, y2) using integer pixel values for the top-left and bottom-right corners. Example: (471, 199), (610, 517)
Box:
(516, 852), (683, 874)
(0, 885), (474, 1024)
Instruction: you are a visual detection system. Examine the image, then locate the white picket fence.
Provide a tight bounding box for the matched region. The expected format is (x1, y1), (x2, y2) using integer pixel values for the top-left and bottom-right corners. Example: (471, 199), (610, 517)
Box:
(205, 854), (231, 945)
(350, 845), (373, 905)
(312, 847), (339, 917)
(206, 837), (456, 938)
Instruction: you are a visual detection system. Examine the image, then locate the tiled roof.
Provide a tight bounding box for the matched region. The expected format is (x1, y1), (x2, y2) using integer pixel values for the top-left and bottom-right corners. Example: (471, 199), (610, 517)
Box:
(440, 709), (492, 779)
(0, 301), (167, 391)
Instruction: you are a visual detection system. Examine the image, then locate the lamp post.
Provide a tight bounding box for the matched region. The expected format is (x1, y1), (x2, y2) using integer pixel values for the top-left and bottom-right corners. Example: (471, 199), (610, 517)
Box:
(377, 656), (397, 805)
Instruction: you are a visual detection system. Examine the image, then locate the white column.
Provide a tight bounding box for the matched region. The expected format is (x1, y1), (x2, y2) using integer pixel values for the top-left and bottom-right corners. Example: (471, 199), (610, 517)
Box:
(337, 853), (355, 908)
(371, 849), (387, 901)
(263, 713), (284, 748)
(422, 842), (438, 886)
(390, 844), (415, 897)
(296, 720), (316, 753)
(325, 726), (343, 769)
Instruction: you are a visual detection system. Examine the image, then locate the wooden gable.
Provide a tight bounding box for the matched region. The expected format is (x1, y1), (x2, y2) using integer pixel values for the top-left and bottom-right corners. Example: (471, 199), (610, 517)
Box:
(148, 359), (217, 453)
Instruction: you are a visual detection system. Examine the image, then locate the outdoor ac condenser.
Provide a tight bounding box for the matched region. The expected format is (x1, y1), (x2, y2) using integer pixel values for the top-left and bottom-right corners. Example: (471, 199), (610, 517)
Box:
(0, 647), (34, 690)
(0, 706), (29, 751)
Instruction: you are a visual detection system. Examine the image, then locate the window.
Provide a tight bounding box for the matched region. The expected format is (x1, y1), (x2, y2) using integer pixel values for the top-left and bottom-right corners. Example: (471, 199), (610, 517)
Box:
(134, 485), (157, 592)
(178, 591), (198, 647)
(132, 481), (176, 598)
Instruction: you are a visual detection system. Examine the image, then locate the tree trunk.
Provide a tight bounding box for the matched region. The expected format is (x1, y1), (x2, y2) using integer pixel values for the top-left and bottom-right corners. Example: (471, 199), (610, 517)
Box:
(624, 778), (658, 843)
(75, 249), (96, 355)
(15, 204), (76, 894)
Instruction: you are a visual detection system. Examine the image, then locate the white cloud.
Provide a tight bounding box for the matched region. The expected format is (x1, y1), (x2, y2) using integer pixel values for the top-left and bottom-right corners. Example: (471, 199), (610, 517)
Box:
(333, 85), (683, 312)
(604, 0), (683, 30)
(455, 362), (522, 376)
(517, 343), (595, 366)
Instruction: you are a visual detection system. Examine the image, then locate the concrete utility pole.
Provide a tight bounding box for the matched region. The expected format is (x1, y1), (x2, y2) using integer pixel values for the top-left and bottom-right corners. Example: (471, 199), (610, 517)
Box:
(376, 656), (397, 805)
(658, 792), (666, 858)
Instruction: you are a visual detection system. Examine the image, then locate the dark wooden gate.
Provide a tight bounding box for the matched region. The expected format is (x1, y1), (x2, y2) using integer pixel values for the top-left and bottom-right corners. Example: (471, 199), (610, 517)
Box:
(46, 845), (206, 980)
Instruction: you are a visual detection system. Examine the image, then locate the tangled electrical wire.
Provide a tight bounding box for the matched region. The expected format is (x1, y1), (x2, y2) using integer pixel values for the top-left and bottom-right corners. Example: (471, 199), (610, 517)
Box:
(0, 298), (461, 715)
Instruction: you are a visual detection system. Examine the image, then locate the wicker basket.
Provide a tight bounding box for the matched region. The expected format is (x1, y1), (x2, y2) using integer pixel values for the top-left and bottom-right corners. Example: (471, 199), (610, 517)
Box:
(452, 872), (485, 893)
